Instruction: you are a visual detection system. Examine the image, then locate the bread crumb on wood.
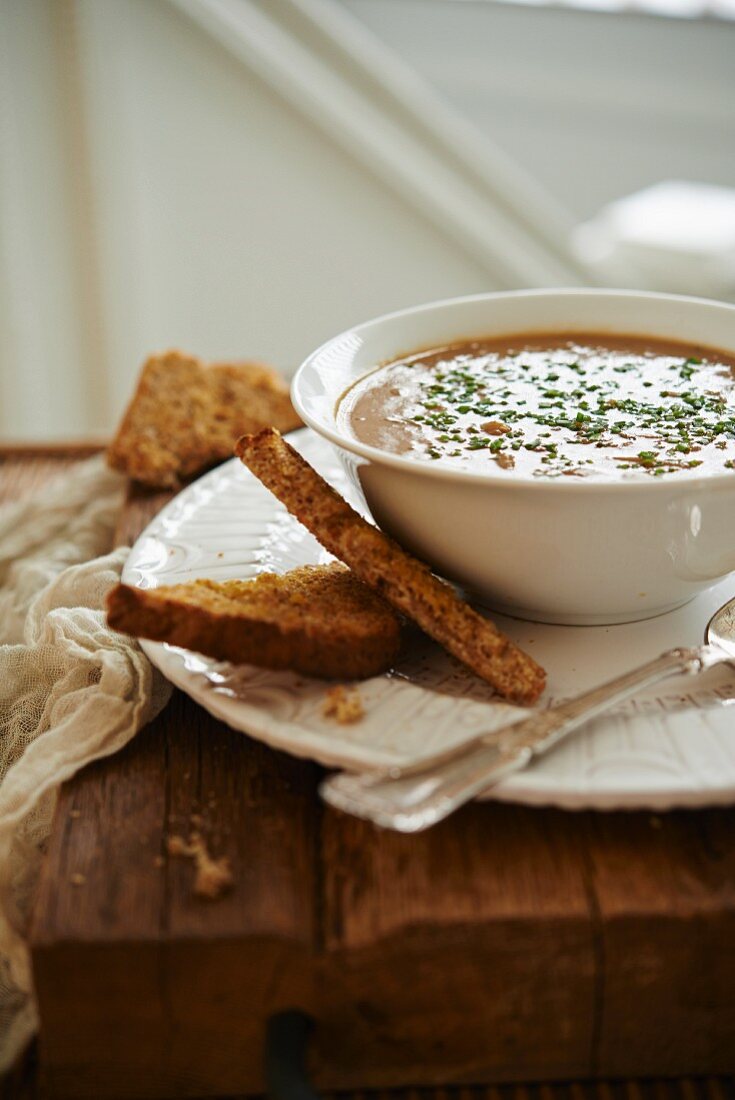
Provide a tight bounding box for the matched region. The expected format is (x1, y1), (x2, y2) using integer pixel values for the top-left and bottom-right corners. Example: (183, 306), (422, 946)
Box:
(167, 834), (190, 858)
(189, 834), (234, 900)
(166, 831), (233, 900)
(323, 684), (364, 724)
(69, 809), (81, 819)
(70, 873), (86, 886)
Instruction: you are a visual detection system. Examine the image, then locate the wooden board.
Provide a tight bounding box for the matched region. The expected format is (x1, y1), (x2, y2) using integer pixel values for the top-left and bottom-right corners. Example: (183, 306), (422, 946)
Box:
(6, 452), (735, 1099)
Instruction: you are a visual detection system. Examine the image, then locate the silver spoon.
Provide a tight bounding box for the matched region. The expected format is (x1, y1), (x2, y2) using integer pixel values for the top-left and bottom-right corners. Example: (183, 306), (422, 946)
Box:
(320, 594), (735, 832)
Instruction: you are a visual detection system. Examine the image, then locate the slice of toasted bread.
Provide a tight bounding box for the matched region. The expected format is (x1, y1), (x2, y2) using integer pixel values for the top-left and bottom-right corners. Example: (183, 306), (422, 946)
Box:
(106, 563), (401, 680)
(107, 350), (302, 489)
(235, 429), (546, 705)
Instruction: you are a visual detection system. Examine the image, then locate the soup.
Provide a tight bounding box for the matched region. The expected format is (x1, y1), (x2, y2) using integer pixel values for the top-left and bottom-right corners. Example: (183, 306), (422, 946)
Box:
(339, 332), (735, 480)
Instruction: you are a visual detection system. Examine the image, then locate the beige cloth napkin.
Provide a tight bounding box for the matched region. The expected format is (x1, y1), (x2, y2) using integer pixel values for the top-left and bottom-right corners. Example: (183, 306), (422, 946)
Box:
(0, 456), (171, 1068)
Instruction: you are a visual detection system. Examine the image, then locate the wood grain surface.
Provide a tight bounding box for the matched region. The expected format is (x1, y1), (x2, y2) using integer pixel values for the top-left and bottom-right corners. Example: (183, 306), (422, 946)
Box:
(3, 1041), (734, 1100)
(4, 450), (735, 1100)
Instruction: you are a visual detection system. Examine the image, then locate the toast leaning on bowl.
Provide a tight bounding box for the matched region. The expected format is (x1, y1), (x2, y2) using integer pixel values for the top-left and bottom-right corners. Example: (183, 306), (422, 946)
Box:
(107, 350), (302, 489)
(107, 563), (402, 680)
(235, 429), (546, 705)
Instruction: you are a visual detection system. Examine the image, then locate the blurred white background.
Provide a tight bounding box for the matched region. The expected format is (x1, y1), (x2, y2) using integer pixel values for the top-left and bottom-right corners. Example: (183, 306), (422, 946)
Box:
(1, 0), (734, 440)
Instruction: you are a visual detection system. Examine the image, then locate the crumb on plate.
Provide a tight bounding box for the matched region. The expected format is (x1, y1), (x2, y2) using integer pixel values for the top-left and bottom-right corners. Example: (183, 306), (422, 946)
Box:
(323, 684), (364, 724)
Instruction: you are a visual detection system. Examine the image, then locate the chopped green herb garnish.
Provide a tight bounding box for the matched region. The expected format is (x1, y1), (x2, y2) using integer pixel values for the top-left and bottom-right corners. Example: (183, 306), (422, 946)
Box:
(353, 337), (735, 480)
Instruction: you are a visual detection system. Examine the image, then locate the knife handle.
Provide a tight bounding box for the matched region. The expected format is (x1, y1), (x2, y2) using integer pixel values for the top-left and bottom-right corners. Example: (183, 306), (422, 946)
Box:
(320, 646), (708, 831)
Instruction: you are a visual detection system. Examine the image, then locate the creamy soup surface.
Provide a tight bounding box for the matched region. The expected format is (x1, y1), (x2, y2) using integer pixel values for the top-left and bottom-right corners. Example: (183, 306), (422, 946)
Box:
(338, 333), (735, 480)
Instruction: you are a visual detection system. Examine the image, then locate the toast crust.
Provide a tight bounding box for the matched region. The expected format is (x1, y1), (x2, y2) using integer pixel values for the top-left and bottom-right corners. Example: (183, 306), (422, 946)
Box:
(107, 350), (302, 489)
(235, 429), (546, 704)
(107, 563), (401, 680)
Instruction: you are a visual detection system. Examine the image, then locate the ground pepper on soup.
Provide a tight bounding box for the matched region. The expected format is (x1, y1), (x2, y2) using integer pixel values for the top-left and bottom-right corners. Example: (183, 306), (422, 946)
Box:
(338, 332), (735, 479)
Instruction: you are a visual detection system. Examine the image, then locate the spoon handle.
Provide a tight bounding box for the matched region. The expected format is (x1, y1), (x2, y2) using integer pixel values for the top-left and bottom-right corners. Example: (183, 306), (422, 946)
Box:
(320, 646), (713, 831)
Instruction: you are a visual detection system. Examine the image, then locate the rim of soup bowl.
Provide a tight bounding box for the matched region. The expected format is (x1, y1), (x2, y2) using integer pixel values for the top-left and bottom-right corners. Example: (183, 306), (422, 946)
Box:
(291, 288), (735, 494)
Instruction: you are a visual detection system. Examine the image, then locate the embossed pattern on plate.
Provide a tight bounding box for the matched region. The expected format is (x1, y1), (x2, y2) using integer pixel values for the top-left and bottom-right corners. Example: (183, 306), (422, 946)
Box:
(123, 430), (735, 809)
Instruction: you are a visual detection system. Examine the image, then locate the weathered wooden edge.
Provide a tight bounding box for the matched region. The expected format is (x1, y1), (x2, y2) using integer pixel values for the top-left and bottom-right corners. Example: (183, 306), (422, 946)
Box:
(0, 441), (107, 459)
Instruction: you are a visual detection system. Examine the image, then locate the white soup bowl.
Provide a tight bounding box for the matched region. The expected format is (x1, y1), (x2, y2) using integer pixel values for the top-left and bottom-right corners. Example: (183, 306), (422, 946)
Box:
(291, 290), (735, 625)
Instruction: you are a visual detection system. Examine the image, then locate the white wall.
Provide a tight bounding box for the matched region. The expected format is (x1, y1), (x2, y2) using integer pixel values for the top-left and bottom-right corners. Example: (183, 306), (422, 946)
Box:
(346, 0), (735, 221)
(5, 0), (572, 441)
(73, 0), (508, 427)
(0, 0), (99, 439)
(7, 0), (723, 441)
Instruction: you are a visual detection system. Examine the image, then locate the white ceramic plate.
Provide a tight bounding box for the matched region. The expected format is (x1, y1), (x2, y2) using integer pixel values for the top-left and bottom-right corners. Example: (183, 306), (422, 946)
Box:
(123, 429), (735, 810)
